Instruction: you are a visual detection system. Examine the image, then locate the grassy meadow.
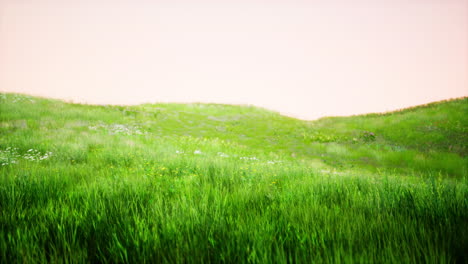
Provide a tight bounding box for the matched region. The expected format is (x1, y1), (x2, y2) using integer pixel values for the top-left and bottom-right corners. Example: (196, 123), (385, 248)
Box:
(1, 93), (467, 263)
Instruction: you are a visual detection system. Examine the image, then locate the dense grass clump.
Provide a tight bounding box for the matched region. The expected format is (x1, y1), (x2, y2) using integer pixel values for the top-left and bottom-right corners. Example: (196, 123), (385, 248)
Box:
(1, 93), (467, 263)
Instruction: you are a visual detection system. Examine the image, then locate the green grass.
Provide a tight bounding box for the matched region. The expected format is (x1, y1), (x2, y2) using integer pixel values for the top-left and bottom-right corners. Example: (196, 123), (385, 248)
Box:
(1, 92), (467, 263)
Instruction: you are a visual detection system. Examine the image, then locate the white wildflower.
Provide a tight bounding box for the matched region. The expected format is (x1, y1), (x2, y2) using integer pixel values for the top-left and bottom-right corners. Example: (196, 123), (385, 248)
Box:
(240, 156), (258, 161)
(89, 123), (145, 135)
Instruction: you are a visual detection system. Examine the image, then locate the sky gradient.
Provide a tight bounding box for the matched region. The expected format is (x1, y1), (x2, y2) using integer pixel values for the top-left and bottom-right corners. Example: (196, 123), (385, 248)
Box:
(1, 0), (467, 119)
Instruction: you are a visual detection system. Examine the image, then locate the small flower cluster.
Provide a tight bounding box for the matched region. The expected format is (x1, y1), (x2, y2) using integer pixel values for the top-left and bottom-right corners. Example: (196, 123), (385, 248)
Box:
(89, 123), (144, 135)
(23, 149), (53, 161)
(217, 152), (229, 158)
(0, 147), (20, 166)
(173, 150), (281, 164)
(1, 147), (52, 166)
(240, 156), (258, 161)
(175, 150), (229, 158)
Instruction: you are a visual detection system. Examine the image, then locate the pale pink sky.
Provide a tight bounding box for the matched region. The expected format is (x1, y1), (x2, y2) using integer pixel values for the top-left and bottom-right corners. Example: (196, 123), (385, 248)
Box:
(1, 0), (467, 119)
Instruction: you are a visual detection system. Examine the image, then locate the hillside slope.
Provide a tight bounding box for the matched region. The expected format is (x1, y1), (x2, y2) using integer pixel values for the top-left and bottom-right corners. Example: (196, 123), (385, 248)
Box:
(1, 93), (466, 177)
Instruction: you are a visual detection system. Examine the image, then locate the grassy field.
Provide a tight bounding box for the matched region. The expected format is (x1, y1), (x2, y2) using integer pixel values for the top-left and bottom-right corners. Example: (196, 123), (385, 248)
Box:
(1, 93), (467, 263)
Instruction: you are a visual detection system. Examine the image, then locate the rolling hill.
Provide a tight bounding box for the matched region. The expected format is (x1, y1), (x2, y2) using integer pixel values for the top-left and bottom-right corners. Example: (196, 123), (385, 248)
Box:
(1, 93), (467, 263)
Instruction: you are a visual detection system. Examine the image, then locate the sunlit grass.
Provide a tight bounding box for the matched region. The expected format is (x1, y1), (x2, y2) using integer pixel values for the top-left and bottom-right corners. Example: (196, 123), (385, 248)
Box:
(0, 93), (467, 263)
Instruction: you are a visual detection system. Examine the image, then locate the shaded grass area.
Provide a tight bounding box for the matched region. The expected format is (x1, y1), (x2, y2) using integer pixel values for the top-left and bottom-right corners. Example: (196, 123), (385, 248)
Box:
(1, 93), (467, 263)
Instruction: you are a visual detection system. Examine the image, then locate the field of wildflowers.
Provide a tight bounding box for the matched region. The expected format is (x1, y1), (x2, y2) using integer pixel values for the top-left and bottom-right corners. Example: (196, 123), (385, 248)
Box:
(0, 93), (467, 263)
